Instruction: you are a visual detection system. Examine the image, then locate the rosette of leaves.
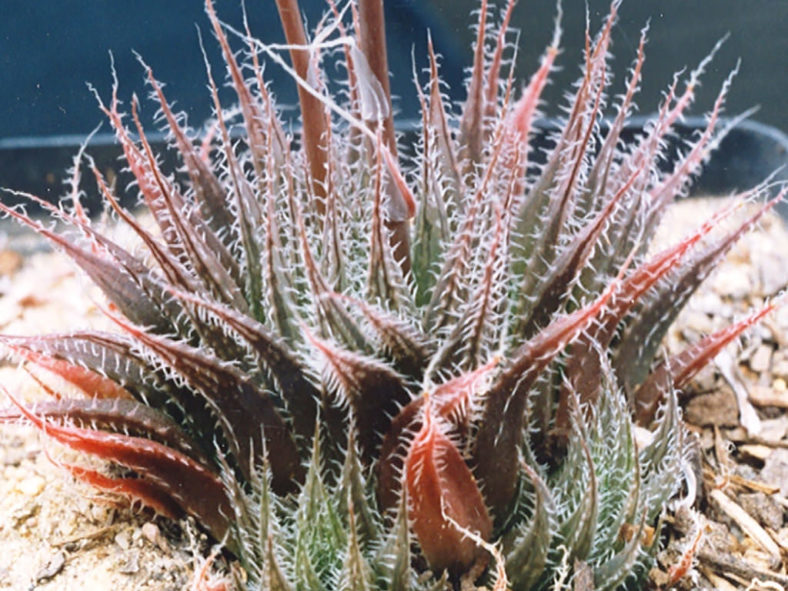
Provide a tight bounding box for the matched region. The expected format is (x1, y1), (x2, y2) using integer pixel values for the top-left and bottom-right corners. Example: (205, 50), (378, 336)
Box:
(1, 0), (782, 589)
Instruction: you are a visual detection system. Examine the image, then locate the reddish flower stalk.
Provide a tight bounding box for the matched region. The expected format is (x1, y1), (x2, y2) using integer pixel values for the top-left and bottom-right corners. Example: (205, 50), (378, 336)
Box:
(274, 0), (330, 214)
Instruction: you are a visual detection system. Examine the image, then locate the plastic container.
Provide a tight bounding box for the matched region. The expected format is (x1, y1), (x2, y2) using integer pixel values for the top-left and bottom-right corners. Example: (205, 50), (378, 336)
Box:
(1, 117), (786, 218)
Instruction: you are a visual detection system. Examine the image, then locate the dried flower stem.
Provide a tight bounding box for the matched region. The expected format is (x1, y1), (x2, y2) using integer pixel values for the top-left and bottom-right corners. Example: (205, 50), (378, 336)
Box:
(274, 0), (329, 214)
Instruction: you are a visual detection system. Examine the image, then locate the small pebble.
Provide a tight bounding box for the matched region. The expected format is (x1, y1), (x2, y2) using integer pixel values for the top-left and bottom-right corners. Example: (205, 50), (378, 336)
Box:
(712, 267), (752, 298)
(117, 551), (140, 575)
(35, 551), (66, 583)
(758, 256), (788, 295)
(691, 291), (724, 315)
(738, 444), (772, 461)
(90, 503), (110, 524)
(739, 492), (784, 531)
(17, 475), (45, 497)
(142, 521), (169, 552)
(685, 390), (739, 427)
(115, 530), (131, 551)
(759, 416), (788, 442)
(761, 449), (788, 497)
(749, 344), (773, 373)
(683, 310), (715, 334)
(0, 250), (22, 276)
(773, 357), (788, 380)
(749, 385), (788, 408)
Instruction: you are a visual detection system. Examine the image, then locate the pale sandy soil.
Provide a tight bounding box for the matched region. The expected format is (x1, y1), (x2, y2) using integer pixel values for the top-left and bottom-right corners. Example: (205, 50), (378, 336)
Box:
(0, 222), (205, 591)
(0, 198), (786, 590)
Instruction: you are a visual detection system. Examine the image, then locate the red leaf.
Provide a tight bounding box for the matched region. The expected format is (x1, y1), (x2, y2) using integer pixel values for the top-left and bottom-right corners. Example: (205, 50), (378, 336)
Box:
(635, 298), (782, 424)
(405, 395), (491, 576)
(4, 388), (232, 542)
(376, 359), (498, 513)
(473, 279), (618, 516)
(6, 343), (132, 401)
(63, 463), (181, 520)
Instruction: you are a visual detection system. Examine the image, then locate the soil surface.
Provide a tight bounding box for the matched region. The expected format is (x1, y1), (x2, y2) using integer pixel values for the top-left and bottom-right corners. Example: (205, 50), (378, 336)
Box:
(0, 198), (787, 590)
(0, 217), (207, 590)
(647, 199), (788, 590)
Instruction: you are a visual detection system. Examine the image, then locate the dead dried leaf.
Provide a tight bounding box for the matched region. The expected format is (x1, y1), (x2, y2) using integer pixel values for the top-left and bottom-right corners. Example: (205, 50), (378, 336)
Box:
(710, 489), (782, 562)
(716, 349), (762, 436)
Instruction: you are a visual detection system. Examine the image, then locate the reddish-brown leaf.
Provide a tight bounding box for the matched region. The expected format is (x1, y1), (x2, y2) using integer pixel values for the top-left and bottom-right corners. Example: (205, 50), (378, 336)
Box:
(405, 395), (491, 576)
(4, 389), (232, 542)
(635, 299), (781, 424)
(376, 359), (498, 513)
(5, 344), (132, 401)
(472, 279), (617, 517)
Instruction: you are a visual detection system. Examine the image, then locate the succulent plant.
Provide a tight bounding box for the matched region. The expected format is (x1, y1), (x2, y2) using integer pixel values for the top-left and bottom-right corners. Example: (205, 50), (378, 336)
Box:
(1, 0), (783, 589)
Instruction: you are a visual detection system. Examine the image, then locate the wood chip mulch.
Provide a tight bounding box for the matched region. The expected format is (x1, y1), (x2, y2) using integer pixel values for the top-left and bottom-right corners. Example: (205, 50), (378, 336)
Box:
(648, 198), (788, 590)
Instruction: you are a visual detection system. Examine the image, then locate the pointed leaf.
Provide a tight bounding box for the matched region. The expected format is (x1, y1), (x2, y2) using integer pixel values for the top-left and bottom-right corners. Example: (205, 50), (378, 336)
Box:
(405, 394), (492, 576)
(0, 397), (207, 464)
(635, 299), (780, 424)
(308, 332), (411, 463)
(5, 389), (232, 542)
(615, 193), (781, 394)
(168, 288), (320, 446)
(376, 359), (498, 513)
(504, 463), (555, 591)
(374, 492), (412, 591)
(326, 292), (433, 380)
(108, 313), (302, 492)
(473, 281), (616, 517)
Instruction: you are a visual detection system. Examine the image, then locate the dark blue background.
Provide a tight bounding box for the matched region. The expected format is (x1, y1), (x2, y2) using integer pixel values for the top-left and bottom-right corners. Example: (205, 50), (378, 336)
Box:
(1, 1), (785, 137)
(0, 0), (465, 139)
